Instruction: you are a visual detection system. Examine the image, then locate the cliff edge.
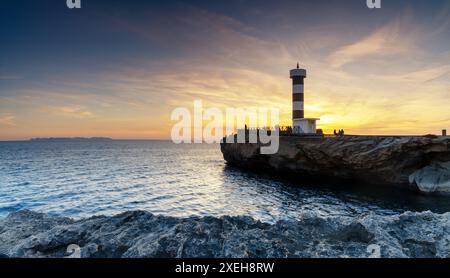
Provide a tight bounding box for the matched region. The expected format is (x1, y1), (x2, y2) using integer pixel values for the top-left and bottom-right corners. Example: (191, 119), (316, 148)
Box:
(221, 136), (450, 194)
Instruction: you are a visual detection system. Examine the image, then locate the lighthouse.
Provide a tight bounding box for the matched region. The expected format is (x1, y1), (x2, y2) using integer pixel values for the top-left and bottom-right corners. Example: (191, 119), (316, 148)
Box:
(290, 63), (319, 134)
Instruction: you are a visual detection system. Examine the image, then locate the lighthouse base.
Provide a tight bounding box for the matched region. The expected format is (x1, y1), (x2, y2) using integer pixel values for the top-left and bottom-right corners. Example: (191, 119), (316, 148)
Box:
(293, 118), (319, 135)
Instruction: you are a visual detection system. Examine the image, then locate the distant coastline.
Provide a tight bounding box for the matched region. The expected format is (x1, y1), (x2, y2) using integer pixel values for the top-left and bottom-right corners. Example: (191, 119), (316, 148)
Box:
(29, 137), (114, 142)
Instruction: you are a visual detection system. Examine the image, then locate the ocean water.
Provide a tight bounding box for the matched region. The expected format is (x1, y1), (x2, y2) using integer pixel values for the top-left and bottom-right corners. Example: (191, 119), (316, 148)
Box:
(1, 140), (450, 223)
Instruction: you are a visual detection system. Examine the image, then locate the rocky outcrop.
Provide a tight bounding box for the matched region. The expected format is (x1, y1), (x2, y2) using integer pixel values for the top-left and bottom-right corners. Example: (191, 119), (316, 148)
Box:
(409, 161), (450, 194)
(221, 136), (450, 194)
(1, 210), (450, 258)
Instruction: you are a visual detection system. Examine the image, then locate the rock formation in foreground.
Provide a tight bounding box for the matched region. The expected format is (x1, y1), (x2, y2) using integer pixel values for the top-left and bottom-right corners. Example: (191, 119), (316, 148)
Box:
(221, 136), (450, 194)
(1, 210), (450, 258)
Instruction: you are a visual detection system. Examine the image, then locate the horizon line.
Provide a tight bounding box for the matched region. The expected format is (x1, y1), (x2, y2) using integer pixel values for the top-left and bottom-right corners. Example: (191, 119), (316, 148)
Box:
(0, 132), (447, 142)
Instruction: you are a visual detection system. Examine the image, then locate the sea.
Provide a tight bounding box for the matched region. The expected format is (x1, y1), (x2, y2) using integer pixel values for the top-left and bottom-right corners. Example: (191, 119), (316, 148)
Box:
(1, 140), (450, 223)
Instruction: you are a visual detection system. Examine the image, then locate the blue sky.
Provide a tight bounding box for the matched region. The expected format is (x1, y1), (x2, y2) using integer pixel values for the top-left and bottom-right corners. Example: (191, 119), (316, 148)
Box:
(1, 0), (450, 139)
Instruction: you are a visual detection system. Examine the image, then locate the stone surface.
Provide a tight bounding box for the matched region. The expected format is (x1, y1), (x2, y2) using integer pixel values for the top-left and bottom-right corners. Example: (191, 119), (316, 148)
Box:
(409, 162), (450, 194)
(1, 210), (450, 258)
(221, 136), (450, 193)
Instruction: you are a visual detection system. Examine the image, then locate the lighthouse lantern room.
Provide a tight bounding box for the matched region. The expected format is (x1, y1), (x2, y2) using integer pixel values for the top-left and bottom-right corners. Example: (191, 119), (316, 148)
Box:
(290, 63), (319, 134)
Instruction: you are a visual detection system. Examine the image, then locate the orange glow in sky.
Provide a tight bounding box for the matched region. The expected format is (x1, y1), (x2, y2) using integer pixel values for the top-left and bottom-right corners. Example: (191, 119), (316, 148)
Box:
(1, 1), (449, 140)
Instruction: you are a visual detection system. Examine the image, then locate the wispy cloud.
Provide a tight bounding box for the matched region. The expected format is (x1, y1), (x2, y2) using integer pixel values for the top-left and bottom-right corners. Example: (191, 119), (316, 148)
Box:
(367, 63), (450, 84)
(0, 115), (16, 126)
(328, 17), (417, 69)
(40, 106), (93, 118)
(399, 64), (450, 83)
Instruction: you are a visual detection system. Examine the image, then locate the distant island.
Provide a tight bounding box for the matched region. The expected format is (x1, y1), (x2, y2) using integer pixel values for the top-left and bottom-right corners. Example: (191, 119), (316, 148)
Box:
(29, 137), (114, 142)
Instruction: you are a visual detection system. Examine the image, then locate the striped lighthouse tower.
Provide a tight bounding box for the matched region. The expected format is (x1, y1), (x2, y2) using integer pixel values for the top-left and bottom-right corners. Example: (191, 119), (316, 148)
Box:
(290, 63), (319, 134)
(290, 63), (306, 121)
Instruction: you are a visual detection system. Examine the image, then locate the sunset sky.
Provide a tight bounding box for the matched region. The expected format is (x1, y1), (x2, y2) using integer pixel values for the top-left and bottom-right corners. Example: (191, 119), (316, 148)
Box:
(1, 0), (450, 140)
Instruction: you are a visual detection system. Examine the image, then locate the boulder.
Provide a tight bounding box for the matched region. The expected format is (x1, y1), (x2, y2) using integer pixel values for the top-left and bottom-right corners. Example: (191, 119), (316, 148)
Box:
(409, 162), (450, 194)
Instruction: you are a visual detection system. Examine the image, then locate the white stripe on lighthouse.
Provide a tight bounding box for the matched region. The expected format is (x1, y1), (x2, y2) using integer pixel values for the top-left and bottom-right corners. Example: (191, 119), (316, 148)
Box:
(293, 85), (304, 94)
(293, 101), (304, 111)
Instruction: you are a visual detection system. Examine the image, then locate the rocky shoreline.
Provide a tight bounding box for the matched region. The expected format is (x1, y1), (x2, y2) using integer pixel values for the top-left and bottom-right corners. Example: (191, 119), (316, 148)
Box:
(1, 210), (450, 258)
(221, 136), (450, 194)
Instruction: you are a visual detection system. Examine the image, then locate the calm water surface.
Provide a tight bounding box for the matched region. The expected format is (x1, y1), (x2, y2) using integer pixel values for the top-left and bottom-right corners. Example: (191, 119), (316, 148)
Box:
(1, 140), (450, 223)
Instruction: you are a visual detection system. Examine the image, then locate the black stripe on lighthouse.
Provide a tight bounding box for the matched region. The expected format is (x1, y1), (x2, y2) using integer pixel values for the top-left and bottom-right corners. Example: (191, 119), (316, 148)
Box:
(292, 76), (304, 85)
(293, 110), (304, 119)
(293, 94), (304, 102)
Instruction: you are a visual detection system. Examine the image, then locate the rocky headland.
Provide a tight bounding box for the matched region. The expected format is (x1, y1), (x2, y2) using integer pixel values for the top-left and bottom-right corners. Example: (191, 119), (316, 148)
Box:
(221, 136), (450, 194)
(1, 210), (450, 258)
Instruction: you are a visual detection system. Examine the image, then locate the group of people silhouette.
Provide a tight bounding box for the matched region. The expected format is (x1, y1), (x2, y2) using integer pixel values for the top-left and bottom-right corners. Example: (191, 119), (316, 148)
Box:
(334, 129), (345, 136)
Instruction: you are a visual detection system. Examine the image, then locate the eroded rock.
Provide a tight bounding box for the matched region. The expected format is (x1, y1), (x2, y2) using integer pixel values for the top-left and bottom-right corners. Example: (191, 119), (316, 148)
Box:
(221, 136), (450, 193)
(409, 162), (450, 194)
(1, 210), (450, 258)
